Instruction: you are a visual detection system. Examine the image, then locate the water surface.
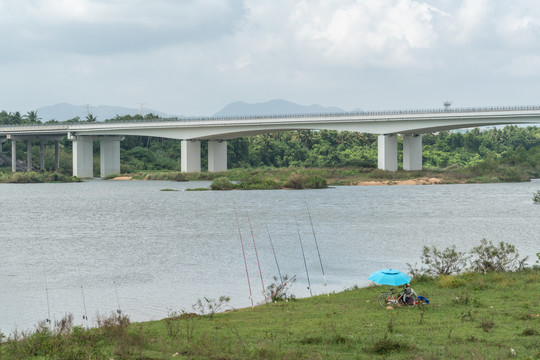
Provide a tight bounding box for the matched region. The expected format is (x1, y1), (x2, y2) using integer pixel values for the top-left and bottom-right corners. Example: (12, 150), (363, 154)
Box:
(1, 179), (539, 332)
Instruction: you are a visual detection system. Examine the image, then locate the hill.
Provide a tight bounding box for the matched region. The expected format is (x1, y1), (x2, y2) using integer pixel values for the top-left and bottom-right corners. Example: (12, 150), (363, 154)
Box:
(213, 99), (347, 116)
(36, 103), (171, 122)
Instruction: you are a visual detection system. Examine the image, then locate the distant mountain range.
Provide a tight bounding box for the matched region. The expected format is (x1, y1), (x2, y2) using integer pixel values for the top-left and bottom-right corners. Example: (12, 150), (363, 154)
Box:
(36, 103), (171, 122)
(213, 99), (349, 116)
(34, 99), (357, 122)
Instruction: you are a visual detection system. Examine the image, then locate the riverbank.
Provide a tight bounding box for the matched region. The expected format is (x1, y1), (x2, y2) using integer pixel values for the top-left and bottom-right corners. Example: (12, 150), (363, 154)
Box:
(2, 269), (539, 359)
(112, 164), (533, 188)
(0, 170), (80, 183)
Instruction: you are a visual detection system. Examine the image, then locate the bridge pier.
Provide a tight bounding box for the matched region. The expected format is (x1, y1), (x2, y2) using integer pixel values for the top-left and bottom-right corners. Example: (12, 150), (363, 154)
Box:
(69, 134), (124, 178)
(72, 136), (94, 178)
(377, 134), (423, 172)
(40, 139), (45, 171)
(11, 140), (17, 172)
(403, 134), (422, 171)
(181, 140), (201, 172)
(54, 141), (60, 171)
(0, 137), (6, 153)
(378, 134), (398, 171)
(8, 135), (64, 173)
(26, 140), (32, 172)
(208, 140), (227, 172)
(100, 138), (121, 177)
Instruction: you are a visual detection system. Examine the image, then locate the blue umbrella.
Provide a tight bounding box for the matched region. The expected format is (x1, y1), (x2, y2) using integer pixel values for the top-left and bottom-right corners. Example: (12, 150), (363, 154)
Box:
(368, 269), (411, 286)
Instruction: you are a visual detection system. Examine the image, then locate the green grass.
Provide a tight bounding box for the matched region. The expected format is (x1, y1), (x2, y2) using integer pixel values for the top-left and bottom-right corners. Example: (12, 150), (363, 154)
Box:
(2, 270), (540, 359)
(126, 165), (537, 189)
(0, 171), (80, 183)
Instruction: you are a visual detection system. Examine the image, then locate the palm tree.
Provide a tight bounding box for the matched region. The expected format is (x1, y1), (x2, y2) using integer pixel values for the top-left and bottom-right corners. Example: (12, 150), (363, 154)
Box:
(23, 111), (41, 124)
(85, 114), (97, 122)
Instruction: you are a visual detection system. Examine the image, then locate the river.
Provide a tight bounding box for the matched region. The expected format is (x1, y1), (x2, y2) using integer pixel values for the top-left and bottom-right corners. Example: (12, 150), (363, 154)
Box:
(1, 179), (539, 332)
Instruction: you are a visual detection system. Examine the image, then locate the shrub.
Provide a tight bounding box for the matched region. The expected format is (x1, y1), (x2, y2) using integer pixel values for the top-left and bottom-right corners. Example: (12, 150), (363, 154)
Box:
(170, 172), (187, 181)
(469, 239), (528, 273)
(408, 245), (468, 277)
(305, 175), (328, 189)
(265, 275), (296, 302)
(283, 172), (307, 189)
(533, 190), (540, 204)
(193, 296), (231, 318)
(210, 177), (236, 190)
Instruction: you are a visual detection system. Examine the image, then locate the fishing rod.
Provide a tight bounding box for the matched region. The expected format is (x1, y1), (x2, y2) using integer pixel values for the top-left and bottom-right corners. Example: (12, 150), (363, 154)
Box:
(77, 268), (89, 326)
(44, 270), (52, 324)
(234, 202), (254, 307)
(296, 220), (312, 297)
(266, 224), (283, 286)
(80, 284), (89, 322)
(114, 281), (122, 314)
(244, 202), (267, 302)
(72, 228), (89, 325)
(266, 224), (286, 300)
(37, 225), (52, 324)
(305, 200), (328, 290)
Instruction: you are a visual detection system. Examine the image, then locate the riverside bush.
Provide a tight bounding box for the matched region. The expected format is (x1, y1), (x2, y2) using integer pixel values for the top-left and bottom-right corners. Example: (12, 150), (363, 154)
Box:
(409, 239), (529, 277)
(0, 171), (79, 183)
(469, 238), (527, 273)
(533, 190), (540, 204)
(283, 172), (307, 189)
(210, 177), (235, 190)
(408, 245), (469, 276)
(305, 175), (327, 189)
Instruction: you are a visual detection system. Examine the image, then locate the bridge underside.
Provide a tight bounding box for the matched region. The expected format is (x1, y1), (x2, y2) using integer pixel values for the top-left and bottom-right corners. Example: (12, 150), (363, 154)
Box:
(0, 131), (431, 177)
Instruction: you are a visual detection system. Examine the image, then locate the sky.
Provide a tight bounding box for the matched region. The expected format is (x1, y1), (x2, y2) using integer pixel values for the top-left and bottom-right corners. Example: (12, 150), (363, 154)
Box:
(2, 0), (540, 116)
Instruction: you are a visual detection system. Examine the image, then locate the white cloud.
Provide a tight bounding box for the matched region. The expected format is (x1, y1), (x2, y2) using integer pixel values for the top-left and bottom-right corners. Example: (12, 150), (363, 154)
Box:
(289, 0), (440, 67)
(3, 0), (540, 115)
(0, 0), (247, 58)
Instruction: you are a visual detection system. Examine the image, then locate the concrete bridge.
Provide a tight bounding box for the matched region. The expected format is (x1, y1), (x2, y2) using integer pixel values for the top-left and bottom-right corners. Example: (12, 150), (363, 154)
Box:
(1, 105), (540, 178)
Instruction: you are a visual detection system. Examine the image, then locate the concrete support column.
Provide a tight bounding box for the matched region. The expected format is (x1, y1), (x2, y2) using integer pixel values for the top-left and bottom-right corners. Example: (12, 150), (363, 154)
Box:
(54, 141), (60, 171)
(0, 138), (6, 153)
(181, 140), (201, 172)
(100, 138), (121, 178)
(40, 139), (45, 171)
(26, 140), (32, 172)
(72, 137), (94, 178)
(403, 134), (423, 171)
(377, 134), (398, 172)
(11, 140), (16, 172)
(208, 140), (227, 172)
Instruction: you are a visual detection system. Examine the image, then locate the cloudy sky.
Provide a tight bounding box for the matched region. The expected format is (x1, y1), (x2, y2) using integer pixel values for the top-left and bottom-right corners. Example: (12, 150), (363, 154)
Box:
(2, 0), (540, 116)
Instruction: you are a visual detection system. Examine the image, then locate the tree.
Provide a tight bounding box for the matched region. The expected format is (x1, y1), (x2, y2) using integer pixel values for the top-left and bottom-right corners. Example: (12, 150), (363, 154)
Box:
(85, 114), (97, 122)
(23, 111), (41, 124)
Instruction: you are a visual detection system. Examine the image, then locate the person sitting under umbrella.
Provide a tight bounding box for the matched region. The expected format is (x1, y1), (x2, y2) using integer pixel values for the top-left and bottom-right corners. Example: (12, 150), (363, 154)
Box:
(402, 283), (417, 305)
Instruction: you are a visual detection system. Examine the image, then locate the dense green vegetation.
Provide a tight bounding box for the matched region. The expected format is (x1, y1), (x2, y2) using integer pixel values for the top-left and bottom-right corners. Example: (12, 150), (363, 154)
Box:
(0, 170), (80, 183)
(2, 260), (539, 359)
(2, 112), (540, 183)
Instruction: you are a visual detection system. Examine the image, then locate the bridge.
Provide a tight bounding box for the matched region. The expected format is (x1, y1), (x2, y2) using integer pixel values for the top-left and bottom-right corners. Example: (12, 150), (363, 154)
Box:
(1, 105), (540, 178)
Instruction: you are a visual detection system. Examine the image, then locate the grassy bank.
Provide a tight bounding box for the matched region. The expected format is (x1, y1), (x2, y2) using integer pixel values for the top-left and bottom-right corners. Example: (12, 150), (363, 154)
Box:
(0, 171), (80, 183)
(2, 270), (540, 359)
(124, 163), (538, 188)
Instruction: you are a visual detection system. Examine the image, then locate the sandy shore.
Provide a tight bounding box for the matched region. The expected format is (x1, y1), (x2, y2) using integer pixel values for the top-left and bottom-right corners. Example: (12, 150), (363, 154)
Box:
(354, 177), (445, 186)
